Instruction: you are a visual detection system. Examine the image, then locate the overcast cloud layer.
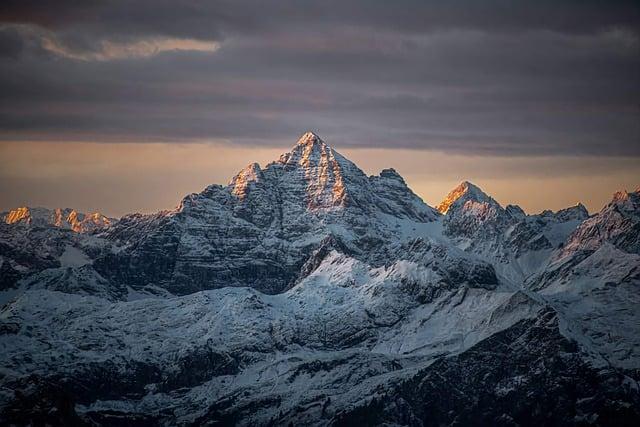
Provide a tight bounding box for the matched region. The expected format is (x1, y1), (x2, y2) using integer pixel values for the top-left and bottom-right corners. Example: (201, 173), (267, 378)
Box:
(0, 1), (639, 155)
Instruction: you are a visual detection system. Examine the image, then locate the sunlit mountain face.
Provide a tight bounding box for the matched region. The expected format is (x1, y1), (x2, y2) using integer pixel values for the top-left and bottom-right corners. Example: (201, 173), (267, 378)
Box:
(1, 1), (639, 425)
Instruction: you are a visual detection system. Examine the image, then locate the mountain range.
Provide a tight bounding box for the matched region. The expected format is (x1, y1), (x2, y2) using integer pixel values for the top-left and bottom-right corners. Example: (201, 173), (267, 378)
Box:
(0, 132), (638, 426)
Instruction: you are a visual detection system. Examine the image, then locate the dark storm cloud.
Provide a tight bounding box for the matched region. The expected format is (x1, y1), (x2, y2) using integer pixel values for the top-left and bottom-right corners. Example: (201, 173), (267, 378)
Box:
(0, 26), (24, 58)
(3, 0), (639, 35)
(0, 1), (638, 155)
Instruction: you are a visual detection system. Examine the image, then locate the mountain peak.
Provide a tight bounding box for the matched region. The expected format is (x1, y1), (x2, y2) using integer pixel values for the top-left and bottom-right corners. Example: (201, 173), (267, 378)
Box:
(609, 188), (639, 213)
(551, 203), (589, 222)
(279, 131), (332, 164)
(574, 202), (589, 216)
(4, 206), (32, 224)
(505, 204), (526, 219)
(296, 131), (324, 147)
(4, 206), (112, 232)
(268, 131), (366, 211)
(437, 181), (495, 214)
(278, 131), (349, 173)
(379, 168), (404, 181)
(612, 189), (630, 203)
(230, 162), (263, 200)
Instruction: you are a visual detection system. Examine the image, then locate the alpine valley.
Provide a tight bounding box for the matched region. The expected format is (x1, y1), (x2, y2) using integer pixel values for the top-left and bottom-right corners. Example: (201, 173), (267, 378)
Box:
(1, 132), (639, 426)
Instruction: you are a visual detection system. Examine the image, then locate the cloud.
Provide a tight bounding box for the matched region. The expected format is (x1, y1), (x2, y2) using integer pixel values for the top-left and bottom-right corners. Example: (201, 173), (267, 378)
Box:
(40, 34), (219, 61)
(0, 26), (24, 58)
(0, 1), (638, 156)
(2, 1), (639, 36)
(0, 23), (219, 61)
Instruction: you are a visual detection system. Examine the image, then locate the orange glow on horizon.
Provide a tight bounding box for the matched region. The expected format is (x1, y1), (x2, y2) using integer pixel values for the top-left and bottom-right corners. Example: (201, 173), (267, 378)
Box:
(0, 141), (638, 218)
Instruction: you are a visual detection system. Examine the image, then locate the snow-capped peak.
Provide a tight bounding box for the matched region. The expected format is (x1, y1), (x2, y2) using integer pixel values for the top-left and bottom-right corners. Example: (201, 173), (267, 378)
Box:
(296, 130), (323, 146)
(278, 131), (340, 167)
(269, 131), (373, 211)
(436, 181), (498, 214)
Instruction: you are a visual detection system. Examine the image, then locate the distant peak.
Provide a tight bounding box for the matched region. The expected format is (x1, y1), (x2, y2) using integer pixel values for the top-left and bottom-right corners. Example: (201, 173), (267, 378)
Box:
(436, 181), (494, 214)
(612, 190), (630, 202)
(4, 206), (112, 232)
(552, 203), (589, 222)
(570, 202), (589, 217)
(610, 188), (639, 209)
(4, 206), (31, 225)
(379, 168), (404, 181)
(505, 204), (526, 218)
(574, 202), (588, 214)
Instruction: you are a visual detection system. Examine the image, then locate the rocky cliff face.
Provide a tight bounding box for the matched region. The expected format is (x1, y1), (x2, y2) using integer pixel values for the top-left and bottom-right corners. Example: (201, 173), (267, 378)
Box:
(0, 132), (638, 426)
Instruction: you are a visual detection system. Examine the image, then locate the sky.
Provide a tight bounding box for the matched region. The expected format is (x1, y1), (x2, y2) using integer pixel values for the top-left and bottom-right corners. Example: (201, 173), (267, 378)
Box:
(0, 1), (638, 217)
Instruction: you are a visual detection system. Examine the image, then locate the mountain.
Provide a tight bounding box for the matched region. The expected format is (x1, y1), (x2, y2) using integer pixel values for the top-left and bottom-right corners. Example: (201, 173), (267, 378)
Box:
(559, 189), (639, 257)
(3, 206), (113, 233)
(94, 132), (441, 295)
(0, 207), (114, 294)
(527, 188), (640, 369)
(438, 180), (590, 284)
(0, 132), (638, 426)
(436, 180), (499, 214)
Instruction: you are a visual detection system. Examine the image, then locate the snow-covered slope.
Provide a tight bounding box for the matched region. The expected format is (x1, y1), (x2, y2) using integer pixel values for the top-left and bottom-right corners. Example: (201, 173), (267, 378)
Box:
(528, 188), (640, 369)
(0, 253), (543, 425)
(0, 132), (638, 425)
